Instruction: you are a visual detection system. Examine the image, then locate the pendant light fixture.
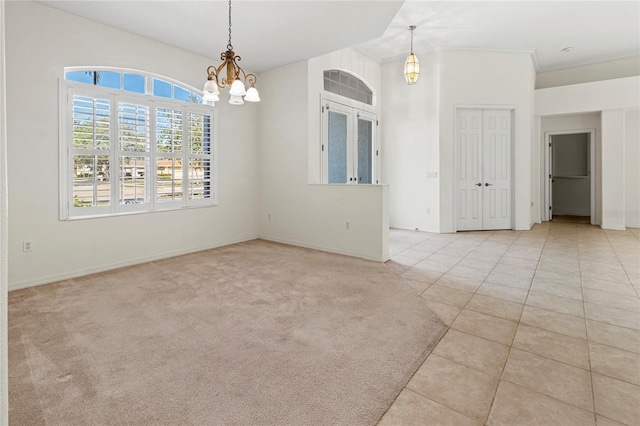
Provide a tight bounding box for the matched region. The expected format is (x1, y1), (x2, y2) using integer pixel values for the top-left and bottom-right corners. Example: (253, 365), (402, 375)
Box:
(202, 0), (260, 106)
(404, 25), (420, 85)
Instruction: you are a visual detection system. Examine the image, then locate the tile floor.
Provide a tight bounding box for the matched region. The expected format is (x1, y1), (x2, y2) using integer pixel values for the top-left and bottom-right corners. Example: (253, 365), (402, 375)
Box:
(379, 222), (640, 426)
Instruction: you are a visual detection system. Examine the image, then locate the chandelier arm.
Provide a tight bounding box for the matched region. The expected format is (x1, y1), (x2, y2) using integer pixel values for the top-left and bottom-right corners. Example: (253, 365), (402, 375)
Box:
(245, 74), (257, 86)
(214, 62), (228, 87)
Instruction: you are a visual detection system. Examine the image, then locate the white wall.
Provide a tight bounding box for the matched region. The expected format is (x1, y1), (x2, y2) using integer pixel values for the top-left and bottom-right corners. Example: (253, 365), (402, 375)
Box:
(438, 50), (536, 232)
(258, 55), (389, 262)
(381, 52), (440, 232)
(536, 76), (640, 116)
(0, 0), (8, 422)
(535, 76), (640, 230)
(6, 2), (260, 289)
(601, 110), (626, 230)
(539, 113), (601, 223)
(625, 109), (640, 228)
(382, 49), (536, 233)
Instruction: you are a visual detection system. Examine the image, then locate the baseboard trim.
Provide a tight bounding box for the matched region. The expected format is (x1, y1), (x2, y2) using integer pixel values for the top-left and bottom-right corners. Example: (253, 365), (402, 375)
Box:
(9, 235), (259, 292)
(258, 235), (387, 263)
(552, 211), (590, 217)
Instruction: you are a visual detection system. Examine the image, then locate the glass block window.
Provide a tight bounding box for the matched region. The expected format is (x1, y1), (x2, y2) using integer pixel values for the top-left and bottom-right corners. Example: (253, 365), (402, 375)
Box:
(323, 70), (373, 105)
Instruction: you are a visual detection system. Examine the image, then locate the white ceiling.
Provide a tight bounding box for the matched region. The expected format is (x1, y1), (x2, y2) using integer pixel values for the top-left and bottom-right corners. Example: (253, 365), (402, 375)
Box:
(36, 0), (640, 73)
(35, 0), (403, 73)
(358, 1), (640, 72)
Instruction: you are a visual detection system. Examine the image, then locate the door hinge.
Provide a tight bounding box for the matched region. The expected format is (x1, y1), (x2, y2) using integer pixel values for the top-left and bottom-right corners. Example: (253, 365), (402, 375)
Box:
(549, 174), (551, 179)
(549, 206), (552, 210)
(376, 120), (379, 126)
(321, 144), (324, 152)
(549, 142), (552, 147)
(322, 106), (325, 113)
(376, 150), (379, 156)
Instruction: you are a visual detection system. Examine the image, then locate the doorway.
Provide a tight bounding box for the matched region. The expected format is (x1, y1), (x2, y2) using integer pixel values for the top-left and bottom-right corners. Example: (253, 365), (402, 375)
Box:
(455, 108), (513, 231)
(544, 130), (596, 224)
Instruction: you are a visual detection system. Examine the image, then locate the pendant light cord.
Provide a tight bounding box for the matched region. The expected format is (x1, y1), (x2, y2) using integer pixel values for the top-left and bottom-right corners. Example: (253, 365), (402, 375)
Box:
(227, 0), (233, 50)
(409, 25), (415, 54)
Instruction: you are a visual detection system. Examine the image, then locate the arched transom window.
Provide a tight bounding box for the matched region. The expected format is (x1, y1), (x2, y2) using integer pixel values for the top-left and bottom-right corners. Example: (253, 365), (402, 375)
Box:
(323, 70), (373, 105)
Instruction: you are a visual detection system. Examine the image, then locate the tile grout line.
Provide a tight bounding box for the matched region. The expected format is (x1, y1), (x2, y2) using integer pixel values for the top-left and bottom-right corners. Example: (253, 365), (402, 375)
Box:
(485, 225), (551, 425)
(422, 229), (536, 425)
(603, 228), (640, 299)
(386, 224), (639, 425)
(577, 225), (599, 425)
(388, 230), (525, 425)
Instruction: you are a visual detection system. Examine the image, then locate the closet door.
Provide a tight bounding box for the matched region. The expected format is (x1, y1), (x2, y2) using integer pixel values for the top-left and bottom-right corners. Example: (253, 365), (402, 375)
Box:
(456, 109), (483, 231)
(456, 108), (512, 231)
(482, 110), (512, 230)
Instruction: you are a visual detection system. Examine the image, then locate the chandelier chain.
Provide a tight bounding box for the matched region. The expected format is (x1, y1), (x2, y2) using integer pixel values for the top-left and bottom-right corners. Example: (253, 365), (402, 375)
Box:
(227, 0), (233, 50)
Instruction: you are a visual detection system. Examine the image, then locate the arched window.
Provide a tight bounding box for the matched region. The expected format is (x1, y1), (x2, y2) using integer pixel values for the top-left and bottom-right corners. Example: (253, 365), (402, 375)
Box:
(61, 67), (216, 219)
(65, 67), (203, 103)
(323, 70), (373, 105)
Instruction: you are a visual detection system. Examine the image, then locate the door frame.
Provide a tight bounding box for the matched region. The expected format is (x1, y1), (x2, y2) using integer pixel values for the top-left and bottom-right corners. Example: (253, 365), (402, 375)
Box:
(543, 129), (596, 224)
(453, 105), (516, 232)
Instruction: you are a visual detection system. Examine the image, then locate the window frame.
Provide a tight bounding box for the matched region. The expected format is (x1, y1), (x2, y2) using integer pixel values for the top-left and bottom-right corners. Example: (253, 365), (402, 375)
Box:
(59, 79), (218, 220)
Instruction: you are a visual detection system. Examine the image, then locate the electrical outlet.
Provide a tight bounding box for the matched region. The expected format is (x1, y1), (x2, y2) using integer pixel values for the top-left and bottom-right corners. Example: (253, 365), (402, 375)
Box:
(23, 241), (32, 252)
(345, 221), (350, 231)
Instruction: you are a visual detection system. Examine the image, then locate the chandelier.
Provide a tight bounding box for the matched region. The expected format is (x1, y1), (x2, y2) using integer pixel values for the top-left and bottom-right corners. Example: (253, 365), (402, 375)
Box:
(404, 25), (420, 85)
(202, 0), (260, 106)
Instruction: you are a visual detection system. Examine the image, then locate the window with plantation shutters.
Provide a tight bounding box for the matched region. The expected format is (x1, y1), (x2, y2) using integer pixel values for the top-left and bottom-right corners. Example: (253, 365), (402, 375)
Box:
(61, 68), (217, 220)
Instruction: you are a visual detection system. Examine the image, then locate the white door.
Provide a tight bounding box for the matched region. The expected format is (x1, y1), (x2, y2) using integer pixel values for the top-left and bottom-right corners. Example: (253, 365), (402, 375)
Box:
(482, 109), (512, 230)
(456, 109), (483, 231)
(322, 100), (378, 184)
(323, 100), (354, 184)
(456, 108), (512, 231)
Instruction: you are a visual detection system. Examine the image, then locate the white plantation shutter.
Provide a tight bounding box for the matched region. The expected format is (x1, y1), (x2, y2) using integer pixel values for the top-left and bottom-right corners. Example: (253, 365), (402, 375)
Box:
(117, 101), (150, 210)
(187, 112), (213, 203)
(70, 93), (112, 214)
(63, 81), (216, 219)
(155, 107), (184, 206)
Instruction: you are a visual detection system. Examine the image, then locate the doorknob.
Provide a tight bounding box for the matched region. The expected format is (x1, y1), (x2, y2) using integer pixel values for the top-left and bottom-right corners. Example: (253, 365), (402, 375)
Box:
(475, 183), (482, 186)
(485, 183), (493, 186)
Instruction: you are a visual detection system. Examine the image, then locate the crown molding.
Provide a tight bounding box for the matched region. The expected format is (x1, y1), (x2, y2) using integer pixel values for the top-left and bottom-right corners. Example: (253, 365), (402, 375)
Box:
(537, 51), (640, 73)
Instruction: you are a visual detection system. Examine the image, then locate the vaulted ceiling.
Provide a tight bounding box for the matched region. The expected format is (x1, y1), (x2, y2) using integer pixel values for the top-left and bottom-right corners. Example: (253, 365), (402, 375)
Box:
(36, 0), (640, 73)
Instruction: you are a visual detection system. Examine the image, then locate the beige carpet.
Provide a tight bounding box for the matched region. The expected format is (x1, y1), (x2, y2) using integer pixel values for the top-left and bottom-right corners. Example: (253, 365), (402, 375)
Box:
(9, 240), (446, 425)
